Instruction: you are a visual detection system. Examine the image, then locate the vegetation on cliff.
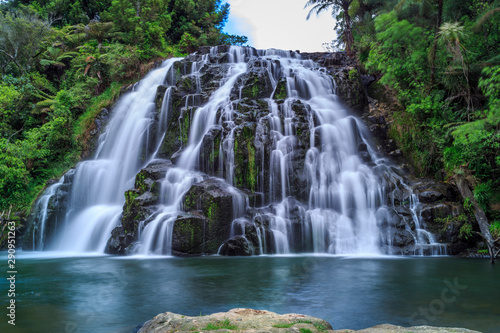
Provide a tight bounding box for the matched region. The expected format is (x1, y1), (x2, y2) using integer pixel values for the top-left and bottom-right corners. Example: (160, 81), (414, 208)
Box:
(0, 0), (246, 220)
(315, 0), (500, 232)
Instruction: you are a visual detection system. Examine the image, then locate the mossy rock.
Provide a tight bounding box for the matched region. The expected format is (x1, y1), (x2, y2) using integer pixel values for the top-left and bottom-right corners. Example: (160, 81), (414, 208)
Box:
(233, 123), (258, 192)
(171, 211), (210, 256)
(333, 66), (368, 113)
(181, 178), (246, 255)
(273, 77), (288, 100)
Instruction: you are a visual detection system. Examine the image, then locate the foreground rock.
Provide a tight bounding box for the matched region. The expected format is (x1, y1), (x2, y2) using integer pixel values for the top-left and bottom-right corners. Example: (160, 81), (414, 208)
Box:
(138, 308), (332, 332)
(334, 324), (481, 333)
(137, 308), (480, 333)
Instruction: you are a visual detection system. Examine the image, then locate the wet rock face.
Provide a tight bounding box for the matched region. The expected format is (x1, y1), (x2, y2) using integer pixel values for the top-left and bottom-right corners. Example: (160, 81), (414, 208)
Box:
(103, 46), (465, 257)
(234, 58), (275, 100)
(218, 236), (253, 256)
(333, 66), (369, 113)
(178, 178), (246, 255)
(106, 160), (172, 255)
(413, 179), (460, 203)
(81, 108), (110, 159)
(23, 172), (74, 250)
(171, 211), (210, 256)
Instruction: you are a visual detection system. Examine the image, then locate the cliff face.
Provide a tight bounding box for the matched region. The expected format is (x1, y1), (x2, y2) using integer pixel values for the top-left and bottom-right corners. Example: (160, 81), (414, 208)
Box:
(25, 46), (470, 256)
(105, 46), (465, 256)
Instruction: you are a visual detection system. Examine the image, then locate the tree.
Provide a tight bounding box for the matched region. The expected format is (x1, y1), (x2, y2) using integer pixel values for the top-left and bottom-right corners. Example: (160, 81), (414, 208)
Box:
(305, 0), (355, 56)
(0, 7), (52, 75)
(395, 0), (444, 84)
(439, 21), (472, 119)
(6, 0), (112, 26)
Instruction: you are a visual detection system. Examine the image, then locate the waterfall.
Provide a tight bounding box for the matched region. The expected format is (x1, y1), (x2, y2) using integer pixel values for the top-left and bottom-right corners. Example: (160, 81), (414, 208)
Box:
(29, 46), (446, 256)
(50, 58), (181, 252)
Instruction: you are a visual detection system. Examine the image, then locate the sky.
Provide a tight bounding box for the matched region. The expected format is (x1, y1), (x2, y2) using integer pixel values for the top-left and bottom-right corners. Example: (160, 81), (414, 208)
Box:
(223, 0), (338, 52)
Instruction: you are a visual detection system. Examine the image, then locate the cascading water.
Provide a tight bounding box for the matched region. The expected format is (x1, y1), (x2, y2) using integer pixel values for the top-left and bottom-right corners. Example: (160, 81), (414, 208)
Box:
(49, 58), (181, 252)
(29, 46), (447, 256)
(136, 47), (251, 254)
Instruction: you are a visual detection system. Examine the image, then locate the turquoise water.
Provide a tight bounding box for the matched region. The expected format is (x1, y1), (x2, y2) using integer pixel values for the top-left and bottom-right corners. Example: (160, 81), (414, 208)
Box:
(1, 254), (498, 332)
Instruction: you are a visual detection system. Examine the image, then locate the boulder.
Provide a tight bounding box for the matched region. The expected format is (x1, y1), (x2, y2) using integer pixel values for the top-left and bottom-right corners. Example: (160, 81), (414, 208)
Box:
(137, 308), (479, 333)
(180, 178), (247, 255)
(171, 211), (210, 256)
(105, 226), (135, 255)
(138, 308), (332, 333)
(219, 236), (254, 256)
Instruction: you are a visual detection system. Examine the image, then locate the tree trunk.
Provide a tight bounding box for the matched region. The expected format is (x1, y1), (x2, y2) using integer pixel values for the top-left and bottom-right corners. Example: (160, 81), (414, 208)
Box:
(342, 1), (354, 57)
(455, 174), (496, 263)
(430, 0), (443, 85)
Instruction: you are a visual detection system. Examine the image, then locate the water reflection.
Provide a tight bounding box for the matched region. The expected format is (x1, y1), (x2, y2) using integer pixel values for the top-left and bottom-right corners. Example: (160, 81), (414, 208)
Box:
(0, 256), (498, 333)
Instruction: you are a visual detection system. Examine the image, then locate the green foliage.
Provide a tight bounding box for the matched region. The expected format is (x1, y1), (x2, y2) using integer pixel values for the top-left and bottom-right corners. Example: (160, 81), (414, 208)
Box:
(463, 197), (474, 215)
(474, 181), (493, 212)
(367, 11), (430, 104)
(202, 319), (238, 330)
(490, 221), (500, 239)
(435, 213), (467, 226)
(74, 81), (122, 140)
(0, 6), (52, 75)
(459, 222), (473, 240)
(0, 139), (31, 210)
(0, 0), (245, 215)
(0, 83), (21, 137)
(358, 2), (500, 225)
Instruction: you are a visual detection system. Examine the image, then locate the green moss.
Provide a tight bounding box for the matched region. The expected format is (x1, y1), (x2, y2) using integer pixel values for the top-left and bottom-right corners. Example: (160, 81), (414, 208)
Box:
(74, 82), (122, 140)
(251, 84), (259, 97)
(183, 192), (196, 211)
(124, 190), (139, 211)
(134, 170), (148, 192)
(274, 79), (288, 99)
(206, 201), (217, 226)
(209, 135), (221, 164)
(272, 320), (327, 332)
(202, 319), (237, 330)
(176, 219), (197, 245)
(181, 76), (192, 91)
(247, 141), (256, 193)
(241, 76), (261, 99)
(179, 112), (190, 145)
(348, 68), (359, 81)
(209, 146), (219, 164)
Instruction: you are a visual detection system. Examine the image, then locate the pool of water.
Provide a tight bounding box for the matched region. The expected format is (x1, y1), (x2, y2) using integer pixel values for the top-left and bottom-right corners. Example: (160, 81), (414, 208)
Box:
(1, 253), (498, 333)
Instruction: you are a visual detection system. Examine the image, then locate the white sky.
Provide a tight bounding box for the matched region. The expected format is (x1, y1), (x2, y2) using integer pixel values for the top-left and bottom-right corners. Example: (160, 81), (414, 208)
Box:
(224, 0), (337, 52)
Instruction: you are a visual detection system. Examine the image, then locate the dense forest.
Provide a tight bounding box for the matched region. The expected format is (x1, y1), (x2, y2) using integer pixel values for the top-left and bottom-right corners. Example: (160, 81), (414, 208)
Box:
(307, 0), (500, 238)
(0, 0), (246, 219)
(1, 0), (499, 243)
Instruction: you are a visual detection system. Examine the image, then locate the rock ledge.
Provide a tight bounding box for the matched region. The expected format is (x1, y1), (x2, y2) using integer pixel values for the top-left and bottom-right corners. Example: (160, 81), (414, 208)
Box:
(137, 308), (481, 333)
